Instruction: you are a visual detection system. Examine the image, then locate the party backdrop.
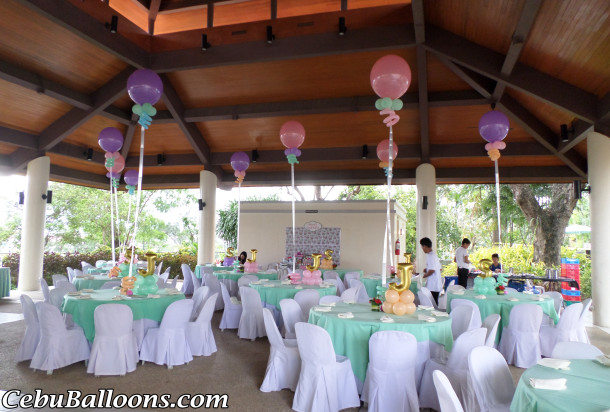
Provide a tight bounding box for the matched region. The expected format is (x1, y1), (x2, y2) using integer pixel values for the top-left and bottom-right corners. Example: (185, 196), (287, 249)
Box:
(286, 226), (341, 266)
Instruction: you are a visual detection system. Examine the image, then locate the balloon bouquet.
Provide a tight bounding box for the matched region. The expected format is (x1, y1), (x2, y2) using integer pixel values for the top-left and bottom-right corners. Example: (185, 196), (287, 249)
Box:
(230, 151), (250, 267)
(473, 259), (498, 295)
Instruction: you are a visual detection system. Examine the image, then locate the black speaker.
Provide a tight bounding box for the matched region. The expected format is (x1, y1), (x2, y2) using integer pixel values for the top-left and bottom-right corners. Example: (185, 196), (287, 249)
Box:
(422, 195), (428, 210)
(18, 192), (24, 205)
(574, 180), (582, 200)
(198, 199), (206, 210)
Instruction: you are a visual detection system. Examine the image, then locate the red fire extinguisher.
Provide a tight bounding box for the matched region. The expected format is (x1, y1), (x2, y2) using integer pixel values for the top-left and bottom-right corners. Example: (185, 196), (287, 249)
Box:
(395, 238), (401, 255)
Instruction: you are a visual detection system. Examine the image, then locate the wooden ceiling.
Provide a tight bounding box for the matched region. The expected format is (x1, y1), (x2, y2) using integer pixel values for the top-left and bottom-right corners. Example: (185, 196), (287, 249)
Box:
(0, 0), (608, 189)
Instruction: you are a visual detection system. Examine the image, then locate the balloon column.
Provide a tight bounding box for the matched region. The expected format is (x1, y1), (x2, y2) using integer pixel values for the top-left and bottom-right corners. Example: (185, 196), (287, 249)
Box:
(244, 249), (259, 273)
(302, 253), (322, 285)
(126, 69), (163, 276)
(370, 55), (411, 287)
(224, 247), (236, 266)
(382, 263), (416, 315)
(473, 259), (498, 295)
(133, 251), (159, 295)
(230, 152), (250, 253)
(320, 249), (334, 269)
(496, 272), (508, 295)
(280, 121), (306, 275)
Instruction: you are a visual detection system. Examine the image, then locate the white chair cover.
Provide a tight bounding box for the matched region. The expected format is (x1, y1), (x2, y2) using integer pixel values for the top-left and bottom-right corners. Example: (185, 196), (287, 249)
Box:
(482, 314), (501, 348)
(498, 304), (543, 368)
(160, 267), (171, 282)
(219, 283), (242, 330)
(341, 287), (359, 302)
(139, 299), (194, 368)
(87, 304), (139, 376)
(190, 269), (202, 292)
(450, 305), (475, 340)
(279, 298), (303, 339)
(260, 308), (301, 392)
(52, 274), (69, 287)
(186, 293), (218, 357)
(155, 261), (163, 276)
(203, 273), (224, 311)
(95, 260), (106, 268)
(157, 277), (167, 289)
(419, 328), (486, 411)
(322, 271), (339, 281)
(319, 295), (341, 305)
(433, 370), (465, 412)
(180, 264), (194, 295)
(344, 271), (360, 288)
(237, 276), (256, 299)
(294, 289), (320, 319)
(66, 267), (75, 283)
(190, 285), (210, 321)
(73, 268), (84, 278)
(324, 278), (345, 296)
(170, 275), (178, 289)
(293, 322), (360, 412)
(100, 280), (121, 290)
(361, 331), (419, 412)
(544, 291), (564, 314)
(238, 286), (266, 341)
(505, 287), (519, 295)
(539, 302), (583, 357)
(16, 295), (40, 362)
(468, 346), (514, 412)
(418, 287), (439, 309)
(40, 278), (50, 302)
(451, 299), (483, 329)
(551, 341), (603, 359)
(577, 298), (592, 343)
(30, 302), (90, 373)
(81, 261), (94, 272)
(49, 282), (76, 310)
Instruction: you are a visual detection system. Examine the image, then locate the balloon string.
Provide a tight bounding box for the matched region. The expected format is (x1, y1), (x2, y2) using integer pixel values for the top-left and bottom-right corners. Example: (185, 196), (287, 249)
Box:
(129, 127), (145, 277)
(122, 192), (133, 256)
(113, 184), (120, 262)
(236, 182), (241, 253)
(495, 159), (501, 250)
(382, 126), (394, 286)
(291, 162), (296, 274)
(109, 178), (116, 265)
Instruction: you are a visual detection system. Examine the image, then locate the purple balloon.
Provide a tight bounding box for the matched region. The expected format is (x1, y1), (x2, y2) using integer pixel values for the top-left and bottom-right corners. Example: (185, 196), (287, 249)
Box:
(479, 110), (510, 143)
(230, 152), (250, 172)
(284, 148), (301, 157)
(127, 69), (163, 105)
(98, 127), (124, 153)
(124, 169), (139, 186)
(106, 171), (121, 179)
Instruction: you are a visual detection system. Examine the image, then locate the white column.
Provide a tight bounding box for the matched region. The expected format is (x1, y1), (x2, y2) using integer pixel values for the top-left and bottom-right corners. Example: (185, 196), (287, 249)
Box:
(18, 156), (50, 291)
(197, 170), (217, 265)
(416, 163), (437, 271)
(588, 131), (610, 327)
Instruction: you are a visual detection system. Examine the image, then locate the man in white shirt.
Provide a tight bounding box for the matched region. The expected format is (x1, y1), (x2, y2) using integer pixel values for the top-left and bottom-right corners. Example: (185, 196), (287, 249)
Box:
(455, 238), (471, 288)
(420, 237), (442, 305)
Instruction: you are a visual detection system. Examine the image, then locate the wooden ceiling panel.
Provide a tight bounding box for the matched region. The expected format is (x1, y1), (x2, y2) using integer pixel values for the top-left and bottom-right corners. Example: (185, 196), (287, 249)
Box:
(349, 0), (411, 9)
(0, 79), (72, 134)
(506, 88), (573, 136)
(520, 0), (610, 97)
(215, 0), (270, 26)
(168, 48), (417, 107)
(109, 0), (149, 33)
(0, 143), (17, 155)
(431, 155), (564, 169)
(47, 152), (108, 175)
(574, 140), (587, 157)
(425, 0), (525, 55)
(221, 157), (419, 173)
(277, 0), (339, 18)
(198, 110), (420, 152)
(0, 0), (129, 94)
(64, 116), (127, 148)
(426, 53), (471, 92)
(124, 165), (204, 175)
(155, 7), (207, 35)
(127, 123), (195, 155)
(429, 105), (532, 144)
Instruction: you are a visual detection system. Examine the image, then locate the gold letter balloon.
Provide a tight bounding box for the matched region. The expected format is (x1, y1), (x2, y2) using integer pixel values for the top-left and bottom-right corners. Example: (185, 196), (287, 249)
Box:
(306, 253), (322, 271)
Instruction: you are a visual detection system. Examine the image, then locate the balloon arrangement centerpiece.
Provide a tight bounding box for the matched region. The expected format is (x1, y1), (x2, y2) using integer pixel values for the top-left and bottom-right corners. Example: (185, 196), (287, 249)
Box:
(302, 254), (323, 285)
(473, 259), (498, 295)
(223, 247), (236, 267)
(230, 151), (250, 260)
(319, 249), (334, 270)
(132, 251), (159, 295)
(244, 249), (259, 273)
(378, 263), (417, 315)
(496, 272), (508, 295)
(117, 250), (138, 278)
(370, 55), (411, 287)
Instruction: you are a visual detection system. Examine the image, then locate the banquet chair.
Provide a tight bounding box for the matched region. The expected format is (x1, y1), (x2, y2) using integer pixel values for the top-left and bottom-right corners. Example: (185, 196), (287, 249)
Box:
(279, 299), (303, 339)
(155, 261), (163, 276)
(577, 298), (592, 343)
(432, 370), (465, 412)
(16, 295), (40, 362)
(81, 261), (94, 273)
(551, 341), (603, 359)
(140, 299), (194, 369)
(341, 287), (359, 302)
(498, 304), (543, 367)
(361, 331), (420, 412)
(419, 328), (486, 411)
(267, 262), (279, 271)
(238, 287), (266, 341)
(73, 268), (84, 279)
(87, 304), (139, 376)
(542, 291), (564, 325)
(66, 267), (75, 283)
(186, 293), (218, 357)
(418, 287), (439, 309)
(49, 282), (76, 310)
(40, 278), (50, 302)
(322, 270), (339, 281)
(451, 299), (483, 329)
(52, 274), (69, 287)
(180, 264), (194, 295)
(190, 286), (210, 321)
(324, 278), (345, 296)
(450, 305), (476, 340)
(100, 281), (121, 290)
(219, 283), (242, 331)
(190, 269), (202, 293)
(293, 322), (360, 412)
(539, 302), (583, 357)
(170, 275), (178, 289)
(30, 302), (90, 375)
(438, 283), (462, 310)
(344, 272), (360, 289)
(95, 260), (106, 268)
(482, 314), (501, 348)
(279, 269), (291, 281)
(201, 266), (214, 279)
(319, 295), (341, 305)
(160, 267), (171, 282)
(260, 308), (301, 392)
(203, 273), (224, 311)
(294, 289), (320, 319)
(468, 346), (515, 412)
(237, 276), (256, 299)
(157, 277), (167, 289)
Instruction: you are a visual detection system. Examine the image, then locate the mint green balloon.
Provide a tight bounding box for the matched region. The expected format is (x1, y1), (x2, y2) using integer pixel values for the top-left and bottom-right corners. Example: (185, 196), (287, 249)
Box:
(391, 99), (403, 110)
(132, 104), (143, 115)
(381, 97), (393, 109)
(375, 99), (384, 110)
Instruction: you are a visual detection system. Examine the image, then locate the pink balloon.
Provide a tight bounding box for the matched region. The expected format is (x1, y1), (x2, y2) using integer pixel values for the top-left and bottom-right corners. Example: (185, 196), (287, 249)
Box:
(280, 121), (305, 149)
(496, 141), (507, 150)
(105, 152), (125, 174)
(311, 270), (322, 279)
(370, 55), (412, 99)
(485, 142), (493, 151)
(302, 270), (312, 278)
(376, 139), (398, 162)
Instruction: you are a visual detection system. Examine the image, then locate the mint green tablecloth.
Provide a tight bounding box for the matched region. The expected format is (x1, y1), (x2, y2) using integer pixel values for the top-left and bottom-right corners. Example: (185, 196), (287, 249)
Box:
(86, 267), (109, 275)
(308, 302), (453, 383)
(62, 289), (185, 341)
(511, 359), (610, 412)
(0, 267), (10, 298)
(321, 269), (364, 281)
(72, 275), (118, 291)
(446, 290), (558, 342)
(213, 271), (278, 282)
(249, 280), (336, 310)
(361, 275), (418, 298)
(194, 265), (231, 278)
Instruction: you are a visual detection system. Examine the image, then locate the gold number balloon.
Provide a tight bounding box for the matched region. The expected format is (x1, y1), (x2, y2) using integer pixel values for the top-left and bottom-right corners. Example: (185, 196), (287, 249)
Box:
(306, 253), (322, 271)
(403, 252), (412, 264)
(138, 251), (157, 277)
(477, 259), (493, 277)
(324, 249), (334, 260)
(389, 262), (413, 293)
(226, 247), (235, 257)
(247, 249), (257, 263)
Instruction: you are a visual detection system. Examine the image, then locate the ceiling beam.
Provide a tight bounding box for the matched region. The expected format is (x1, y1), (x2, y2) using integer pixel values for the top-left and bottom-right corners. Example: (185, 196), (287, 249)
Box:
(121, 114), (140, 161)
(148, 0), (162, 35)
(16, 0), (148, 68)
(425, 25), (598, 123)
(412, 0), (429, 162)
(558, 120), (594, 154)
(0, 127), (38, 150)
(49, 165), (108, 187)
(10, 148), (45, 172)
(150, 24), (416, 72)
(37, 69), (133, 151)
(491, 0), (543, 102)
(437, 56), (494, 99)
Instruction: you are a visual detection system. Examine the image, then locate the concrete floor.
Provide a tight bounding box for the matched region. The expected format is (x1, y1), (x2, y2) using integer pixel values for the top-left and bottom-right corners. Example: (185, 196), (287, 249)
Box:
(0, 289), (608, 411)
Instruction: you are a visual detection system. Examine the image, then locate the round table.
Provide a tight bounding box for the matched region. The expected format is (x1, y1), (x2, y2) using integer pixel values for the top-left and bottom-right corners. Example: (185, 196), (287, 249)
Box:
(361, 275), (418, 298)
(212, 270), (279, 296)
(249, 280), (336, 310)
(62, 289), (185, 341)
(446, 290), (558, 342)
(320, 268), (364, 281)
(86, 267), (110, 275)
(72, 274), (118, 291)
(194, 265), (231, 278)
(0, 267), (10, 298)
(511, 359), (610, 411)
(309, 302), (453, 386)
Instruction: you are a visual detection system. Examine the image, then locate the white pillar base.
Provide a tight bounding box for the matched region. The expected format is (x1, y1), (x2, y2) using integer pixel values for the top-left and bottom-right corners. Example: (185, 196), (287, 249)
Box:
(197, 170), (217, 265)
(416, 163), (437, 272)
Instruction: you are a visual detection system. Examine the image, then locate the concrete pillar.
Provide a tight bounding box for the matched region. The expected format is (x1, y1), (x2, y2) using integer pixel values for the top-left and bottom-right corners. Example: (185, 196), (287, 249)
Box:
(588, 131), (610, 327)
(18, 156), (50, 291)
(197, 170), (217, 265)
(416, 163), (437, 272)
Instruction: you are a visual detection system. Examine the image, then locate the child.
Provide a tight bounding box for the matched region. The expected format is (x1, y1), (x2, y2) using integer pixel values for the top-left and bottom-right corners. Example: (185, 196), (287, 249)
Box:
(490, 253), (502, 273)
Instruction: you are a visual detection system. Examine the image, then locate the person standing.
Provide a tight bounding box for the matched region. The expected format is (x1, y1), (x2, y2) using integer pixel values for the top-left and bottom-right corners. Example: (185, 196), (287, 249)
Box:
(455, 238), (471, 288)
(420, 237), (442, 305)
